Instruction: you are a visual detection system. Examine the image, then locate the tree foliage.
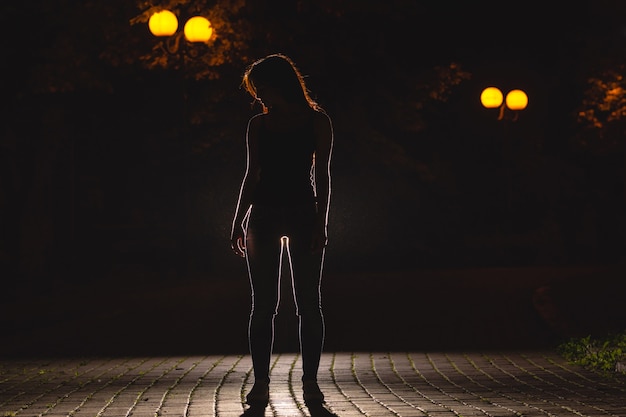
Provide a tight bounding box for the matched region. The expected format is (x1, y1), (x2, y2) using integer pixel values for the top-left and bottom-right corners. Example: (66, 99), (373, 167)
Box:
(577, 68), (626, 153)
(571, 0), (626, 156)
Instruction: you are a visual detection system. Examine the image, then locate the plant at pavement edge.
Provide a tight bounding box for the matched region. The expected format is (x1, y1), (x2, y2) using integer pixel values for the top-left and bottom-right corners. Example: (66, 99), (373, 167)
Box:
(557, 331), (626, 374)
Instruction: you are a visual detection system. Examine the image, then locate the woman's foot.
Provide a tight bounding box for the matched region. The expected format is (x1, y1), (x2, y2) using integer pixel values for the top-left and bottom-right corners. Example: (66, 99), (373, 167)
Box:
(246, 379), (270, 406)
(302, 380), (324, 405)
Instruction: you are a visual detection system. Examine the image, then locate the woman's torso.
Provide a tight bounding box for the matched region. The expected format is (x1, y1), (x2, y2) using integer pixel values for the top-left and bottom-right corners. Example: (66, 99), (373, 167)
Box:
(252, 110), (317, 208)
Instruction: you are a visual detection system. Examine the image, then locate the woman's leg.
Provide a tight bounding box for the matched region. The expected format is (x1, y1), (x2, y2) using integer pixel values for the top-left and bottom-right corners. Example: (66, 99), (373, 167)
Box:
(286, 237), (325, 382)
(245, 219), (283, 383)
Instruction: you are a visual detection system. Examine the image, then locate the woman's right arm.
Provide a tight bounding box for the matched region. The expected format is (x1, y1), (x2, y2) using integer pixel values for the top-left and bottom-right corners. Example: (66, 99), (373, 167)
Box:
(230, 116), (261, 257)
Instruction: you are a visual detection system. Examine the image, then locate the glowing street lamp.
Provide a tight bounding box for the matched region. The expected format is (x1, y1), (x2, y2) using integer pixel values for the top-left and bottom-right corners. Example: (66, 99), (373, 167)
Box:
(480, 86), (504, 109)
(481, 87), (528, 121)
(148, 10), (178, 37)
(506, 89), (528, 110)
(183, 16), (213, 43)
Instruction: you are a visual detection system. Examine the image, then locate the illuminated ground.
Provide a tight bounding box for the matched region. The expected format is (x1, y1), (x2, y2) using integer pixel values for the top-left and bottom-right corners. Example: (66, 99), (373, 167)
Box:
(1, 351), (625, 417)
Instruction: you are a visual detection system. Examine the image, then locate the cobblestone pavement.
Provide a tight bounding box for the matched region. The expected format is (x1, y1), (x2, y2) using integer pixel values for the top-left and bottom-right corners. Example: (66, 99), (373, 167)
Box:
(2, 351), (625, 417)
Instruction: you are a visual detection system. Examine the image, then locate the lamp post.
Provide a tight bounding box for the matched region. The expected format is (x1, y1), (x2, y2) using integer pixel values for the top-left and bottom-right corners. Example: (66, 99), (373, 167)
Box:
(480, 86), (528, 223)
(147, 9), (213, 133)
(147, 9), (213, 277)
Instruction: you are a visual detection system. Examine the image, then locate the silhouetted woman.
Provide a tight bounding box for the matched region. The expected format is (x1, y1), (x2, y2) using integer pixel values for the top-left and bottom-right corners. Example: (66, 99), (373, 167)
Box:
(230, 53), (333, 407)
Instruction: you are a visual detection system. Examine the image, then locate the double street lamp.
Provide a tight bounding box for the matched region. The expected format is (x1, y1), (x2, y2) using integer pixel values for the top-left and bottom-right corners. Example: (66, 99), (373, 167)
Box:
(146, 9), (214, 276)
(480, 86), (528, 120)
(480, 86), (529, 221)
(148, 9), (213, 46)
(146, 8), (213, 131)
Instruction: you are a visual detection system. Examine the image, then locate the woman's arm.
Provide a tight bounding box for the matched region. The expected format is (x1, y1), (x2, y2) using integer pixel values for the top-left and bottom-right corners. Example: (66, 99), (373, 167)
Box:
(230, 115), (262, 257)
(311, 111), (334, 253)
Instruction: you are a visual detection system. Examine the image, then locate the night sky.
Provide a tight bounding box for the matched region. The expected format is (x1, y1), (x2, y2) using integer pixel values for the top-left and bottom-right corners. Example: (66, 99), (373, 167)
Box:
(1, 1), (626, 355)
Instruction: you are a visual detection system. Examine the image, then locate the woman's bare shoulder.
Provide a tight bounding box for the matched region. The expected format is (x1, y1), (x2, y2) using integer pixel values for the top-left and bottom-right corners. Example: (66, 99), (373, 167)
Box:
(249, 112), (266, 124)
(247, 112), (266, 131)
(313, 110), (332, 130)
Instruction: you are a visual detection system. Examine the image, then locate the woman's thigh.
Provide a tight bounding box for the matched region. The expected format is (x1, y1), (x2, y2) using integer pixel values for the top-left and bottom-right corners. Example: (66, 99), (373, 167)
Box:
(245, 211), (284, 313)
(286, 237), (324, 315)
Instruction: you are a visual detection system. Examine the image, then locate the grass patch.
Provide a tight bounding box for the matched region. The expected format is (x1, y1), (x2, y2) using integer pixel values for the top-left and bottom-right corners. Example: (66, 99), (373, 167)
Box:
(557, 331), (626, 375)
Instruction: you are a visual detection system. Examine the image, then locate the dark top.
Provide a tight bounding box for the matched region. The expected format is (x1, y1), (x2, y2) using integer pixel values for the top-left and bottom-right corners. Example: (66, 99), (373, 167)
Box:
(252, 114), (316, 207)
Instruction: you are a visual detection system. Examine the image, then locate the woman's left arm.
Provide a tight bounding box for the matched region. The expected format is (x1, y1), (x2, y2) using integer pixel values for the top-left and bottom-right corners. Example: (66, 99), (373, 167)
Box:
(311, 111), (334, 253)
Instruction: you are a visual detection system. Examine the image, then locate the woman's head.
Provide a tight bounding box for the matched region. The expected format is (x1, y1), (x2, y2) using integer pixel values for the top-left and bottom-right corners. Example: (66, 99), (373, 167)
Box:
(242, 53), (320, 112)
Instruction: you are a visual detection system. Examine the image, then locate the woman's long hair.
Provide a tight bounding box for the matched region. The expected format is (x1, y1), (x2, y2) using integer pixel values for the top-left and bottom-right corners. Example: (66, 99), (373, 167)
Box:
(242, 53), (322, 112)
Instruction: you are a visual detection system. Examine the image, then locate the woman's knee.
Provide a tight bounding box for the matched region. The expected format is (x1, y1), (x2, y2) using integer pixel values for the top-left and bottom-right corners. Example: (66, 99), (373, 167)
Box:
(295, 300), (323, 318)
(251, 300), (278, 318)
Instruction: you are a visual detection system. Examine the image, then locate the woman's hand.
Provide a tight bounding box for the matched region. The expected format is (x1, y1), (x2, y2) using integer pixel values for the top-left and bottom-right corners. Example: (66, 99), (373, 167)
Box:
(230, 227), (246, 258)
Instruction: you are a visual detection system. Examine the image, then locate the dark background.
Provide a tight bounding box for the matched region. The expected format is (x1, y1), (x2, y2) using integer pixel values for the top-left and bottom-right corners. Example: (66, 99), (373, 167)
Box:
(1, 0), (625, 356)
